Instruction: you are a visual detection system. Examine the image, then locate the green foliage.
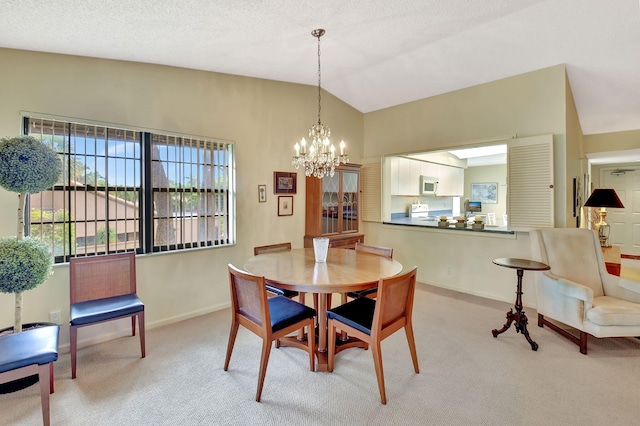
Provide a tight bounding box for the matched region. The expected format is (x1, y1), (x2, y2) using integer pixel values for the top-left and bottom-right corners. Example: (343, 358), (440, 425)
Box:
(30, 209), (75, 256)
(0, 237), (53, 294)
(0, 135), (62, 194)
(96, 227), (117, 244)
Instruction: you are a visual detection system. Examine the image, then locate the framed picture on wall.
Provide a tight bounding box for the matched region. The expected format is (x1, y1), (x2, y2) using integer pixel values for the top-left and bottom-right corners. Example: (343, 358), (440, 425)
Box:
(471, 182), (498, 204)
(258, 184), (267, 203)
(274, 171), (297, 194)
(278, 196), (294, 216)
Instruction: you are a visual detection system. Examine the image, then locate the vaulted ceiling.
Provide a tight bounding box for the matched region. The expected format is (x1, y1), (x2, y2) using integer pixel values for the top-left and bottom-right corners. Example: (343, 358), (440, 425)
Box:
(2, 1), (640, 140)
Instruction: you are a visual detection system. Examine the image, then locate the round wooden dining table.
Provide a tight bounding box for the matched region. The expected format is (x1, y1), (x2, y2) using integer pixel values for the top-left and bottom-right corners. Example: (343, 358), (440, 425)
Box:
(244, 247), (403, 371)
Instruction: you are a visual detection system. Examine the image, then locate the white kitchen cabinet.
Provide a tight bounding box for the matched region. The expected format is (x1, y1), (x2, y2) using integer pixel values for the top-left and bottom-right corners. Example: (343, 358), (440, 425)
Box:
(397, 157), (421, 195)
(389, 157), (399, 195)
(420, 161), (438, 179)
(436, 164), (464, 196)
(391, 157), (458, 196)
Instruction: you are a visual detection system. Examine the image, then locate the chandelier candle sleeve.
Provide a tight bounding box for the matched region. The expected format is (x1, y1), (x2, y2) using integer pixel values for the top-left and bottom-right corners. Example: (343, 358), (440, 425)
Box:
(292, 28), (349, 178)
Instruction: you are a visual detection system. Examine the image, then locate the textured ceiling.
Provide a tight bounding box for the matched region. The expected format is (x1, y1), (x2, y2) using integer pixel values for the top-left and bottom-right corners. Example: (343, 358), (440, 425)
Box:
(1, 1), (640, 142)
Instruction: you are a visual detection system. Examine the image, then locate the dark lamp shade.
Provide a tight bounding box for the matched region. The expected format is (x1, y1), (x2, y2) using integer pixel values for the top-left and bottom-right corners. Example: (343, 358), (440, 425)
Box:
(583, 188), (625, 208)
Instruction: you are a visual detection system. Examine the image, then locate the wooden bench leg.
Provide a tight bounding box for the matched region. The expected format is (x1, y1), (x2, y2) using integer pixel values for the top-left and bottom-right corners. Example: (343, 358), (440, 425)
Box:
(70, 325), (78, 379)
(38, 363), (52, 426)
(138, 312), (146, 358)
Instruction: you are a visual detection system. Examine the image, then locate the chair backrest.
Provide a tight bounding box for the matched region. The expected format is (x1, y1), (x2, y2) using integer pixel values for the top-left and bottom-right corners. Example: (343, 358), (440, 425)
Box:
(487, 212), (496, 225)
(69, 252), (137, 304)
(228, 264), (270, 330)
(355, 242), (393, 258)
(372, 267), (417, 335)
(530, 228), (604, 296)
(502, 214), (508, 226)
(253, 242), (292, 256)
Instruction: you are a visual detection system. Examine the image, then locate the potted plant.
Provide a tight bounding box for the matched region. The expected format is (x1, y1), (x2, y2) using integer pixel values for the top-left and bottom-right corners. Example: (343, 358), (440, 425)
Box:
(0, 135), (61, 333)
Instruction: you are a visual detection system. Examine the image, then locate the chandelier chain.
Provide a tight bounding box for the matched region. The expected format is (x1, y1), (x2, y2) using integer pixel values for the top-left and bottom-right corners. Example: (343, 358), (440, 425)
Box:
(317, 31), (322, 125)
(292, 28), (348, 178)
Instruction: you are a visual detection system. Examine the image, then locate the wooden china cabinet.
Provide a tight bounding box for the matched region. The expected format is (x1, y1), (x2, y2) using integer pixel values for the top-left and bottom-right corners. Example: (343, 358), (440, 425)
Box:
(304, 163), (365, 249)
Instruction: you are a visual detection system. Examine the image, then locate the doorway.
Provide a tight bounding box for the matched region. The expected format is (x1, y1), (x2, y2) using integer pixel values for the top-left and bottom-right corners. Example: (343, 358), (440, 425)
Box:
(601, 167), (640, 255)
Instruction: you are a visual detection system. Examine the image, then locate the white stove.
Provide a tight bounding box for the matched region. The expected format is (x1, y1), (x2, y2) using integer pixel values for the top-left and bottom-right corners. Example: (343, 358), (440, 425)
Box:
(410, 203), (430, 218)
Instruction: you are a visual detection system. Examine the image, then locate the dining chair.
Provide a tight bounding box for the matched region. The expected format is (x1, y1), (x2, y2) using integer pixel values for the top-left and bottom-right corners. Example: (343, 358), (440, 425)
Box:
(224, 264), (316, 402)
(327, 266), (419, 404)
(253, 243), (300, 299)
(345, 242), (394, 300)
(0, 325), (60, 426)
(502, 214), (508, 227)
(69, 252), (145, 379)
(487, 212), (497, 225)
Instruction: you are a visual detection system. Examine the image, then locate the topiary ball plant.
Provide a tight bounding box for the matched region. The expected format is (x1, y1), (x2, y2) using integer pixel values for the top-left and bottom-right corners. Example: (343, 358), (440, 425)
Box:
(0, 135), (62, 332)
(0, 237), (53, 293)
(0, 136), (61, 194)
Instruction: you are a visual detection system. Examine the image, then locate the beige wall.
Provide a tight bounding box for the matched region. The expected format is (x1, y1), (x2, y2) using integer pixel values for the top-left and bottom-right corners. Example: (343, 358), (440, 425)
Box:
(2, 48), (627, 346)
(463, 164), (507, 220)
(584, 129), (640, 156)
(362, 64), (570, 303)
(0, 48), (363, 347)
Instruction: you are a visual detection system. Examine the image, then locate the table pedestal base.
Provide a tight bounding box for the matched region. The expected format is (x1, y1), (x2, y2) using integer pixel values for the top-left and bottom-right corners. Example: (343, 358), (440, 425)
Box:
(491, 308), (538, 351)
(277, 331), (368, 371)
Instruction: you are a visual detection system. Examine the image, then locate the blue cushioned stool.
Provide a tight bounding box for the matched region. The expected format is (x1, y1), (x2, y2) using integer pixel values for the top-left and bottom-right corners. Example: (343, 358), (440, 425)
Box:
(0, 325), (60, 426)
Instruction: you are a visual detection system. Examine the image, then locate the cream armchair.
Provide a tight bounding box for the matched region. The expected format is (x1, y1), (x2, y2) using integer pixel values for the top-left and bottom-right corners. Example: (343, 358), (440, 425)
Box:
(529, 228), (640, 354)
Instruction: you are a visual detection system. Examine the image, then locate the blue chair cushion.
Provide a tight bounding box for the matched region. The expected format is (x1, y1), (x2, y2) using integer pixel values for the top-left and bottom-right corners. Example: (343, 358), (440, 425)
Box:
(268, 296), (316, 333)
(327, 297), (376, 336)
(0, 325), (60, 373)
(70, 294), (144, 326)
(266, 284), (299, 299)
(347, 286), (378, 299)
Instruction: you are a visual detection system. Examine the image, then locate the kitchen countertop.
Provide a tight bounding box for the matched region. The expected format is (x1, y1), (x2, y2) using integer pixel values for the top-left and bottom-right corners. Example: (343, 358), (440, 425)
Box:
(384, 216), (513, 234)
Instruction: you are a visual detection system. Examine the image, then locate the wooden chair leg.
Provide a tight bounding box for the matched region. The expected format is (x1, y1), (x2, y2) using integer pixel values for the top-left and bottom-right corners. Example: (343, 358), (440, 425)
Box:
(296, 293), (307, 341)
(339, 293), (349, 341)
(138, 312), (146, 358)
(371, 341), (387, 405)
(224, 321), (239, 371)
(579, 331), (588, 355)
(307, 320), (316, 371)
(131, 316), (136, 336)
(38, 363), (51, 426)
(49, 362), (54, 394)
(70, 325), (78, 379)
(327, 319), (336, 372)
(404, 324), (420, 374)
(256, 339), (272, 402)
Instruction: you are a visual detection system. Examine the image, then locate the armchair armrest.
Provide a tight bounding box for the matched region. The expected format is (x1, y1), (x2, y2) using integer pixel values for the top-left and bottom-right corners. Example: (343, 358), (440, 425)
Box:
(540, 272), (594, 302)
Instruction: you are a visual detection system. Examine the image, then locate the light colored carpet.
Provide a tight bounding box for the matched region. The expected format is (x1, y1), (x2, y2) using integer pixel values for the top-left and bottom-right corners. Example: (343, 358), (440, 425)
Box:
(3, 283), (640, 426)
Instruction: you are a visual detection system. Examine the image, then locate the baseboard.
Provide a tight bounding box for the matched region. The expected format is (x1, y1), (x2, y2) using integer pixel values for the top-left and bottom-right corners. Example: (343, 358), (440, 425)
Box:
(416, 280), (516, 306)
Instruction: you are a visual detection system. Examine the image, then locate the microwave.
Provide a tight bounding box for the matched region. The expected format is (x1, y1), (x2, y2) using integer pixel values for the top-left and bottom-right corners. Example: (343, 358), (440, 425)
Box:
(420, 176), (438, 195)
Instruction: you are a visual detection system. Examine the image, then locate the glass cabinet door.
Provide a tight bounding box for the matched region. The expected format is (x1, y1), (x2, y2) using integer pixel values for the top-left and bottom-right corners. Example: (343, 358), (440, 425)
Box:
(342, 171), (358, 232)
(321, 173), (340, 234)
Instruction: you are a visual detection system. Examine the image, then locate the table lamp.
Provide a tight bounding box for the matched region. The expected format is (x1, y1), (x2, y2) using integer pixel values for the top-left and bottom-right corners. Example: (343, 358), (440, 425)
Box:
(583, 188), (625, 247)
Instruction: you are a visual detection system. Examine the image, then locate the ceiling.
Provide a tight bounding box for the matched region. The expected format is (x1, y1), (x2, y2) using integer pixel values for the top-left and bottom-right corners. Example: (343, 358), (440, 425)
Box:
(1, 1), (640, 164)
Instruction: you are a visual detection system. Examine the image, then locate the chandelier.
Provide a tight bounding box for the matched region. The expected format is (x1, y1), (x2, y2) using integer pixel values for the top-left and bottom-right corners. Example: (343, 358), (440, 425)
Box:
(292, 28), (348, 178)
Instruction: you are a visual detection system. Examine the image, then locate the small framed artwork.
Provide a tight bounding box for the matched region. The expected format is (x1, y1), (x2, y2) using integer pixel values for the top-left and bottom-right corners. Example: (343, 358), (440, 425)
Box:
(274, 171), (297, 194)
(258, 184), (267, 203)
(258, 185), (267, 203)
(471, 182), (498, 204)
(278, 196), (294, 216)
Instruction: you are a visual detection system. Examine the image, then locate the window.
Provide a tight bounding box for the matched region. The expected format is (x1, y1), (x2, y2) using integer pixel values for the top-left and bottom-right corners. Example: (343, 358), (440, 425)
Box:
(25, 116), (235, 262)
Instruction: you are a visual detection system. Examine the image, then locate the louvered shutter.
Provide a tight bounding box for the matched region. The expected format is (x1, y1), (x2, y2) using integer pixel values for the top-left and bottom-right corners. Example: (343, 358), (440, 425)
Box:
(361, 159), (382, 222)
(507, 134), (554, 231)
